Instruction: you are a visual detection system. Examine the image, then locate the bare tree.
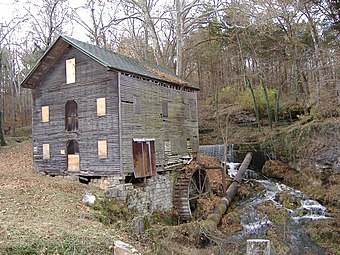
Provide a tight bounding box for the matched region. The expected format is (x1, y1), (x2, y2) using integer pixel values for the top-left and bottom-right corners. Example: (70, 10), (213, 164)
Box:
(73, 0), (125, 49)
(0, 17), (28, 144)
(24, 0), (72, 50)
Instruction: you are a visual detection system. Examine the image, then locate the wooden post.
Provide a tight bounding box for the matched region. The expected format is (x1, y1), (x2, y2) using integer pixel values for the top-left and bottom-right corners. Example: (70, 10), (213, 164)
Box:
(247, 239), (270, 255)
(204, 153), (252, 227)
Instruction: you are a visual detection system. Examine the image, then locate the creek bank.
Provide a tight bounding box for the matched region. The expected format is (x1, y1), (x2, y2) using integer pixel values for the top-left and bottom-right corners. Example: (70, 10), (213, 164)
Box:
(259, 159), (340, 254)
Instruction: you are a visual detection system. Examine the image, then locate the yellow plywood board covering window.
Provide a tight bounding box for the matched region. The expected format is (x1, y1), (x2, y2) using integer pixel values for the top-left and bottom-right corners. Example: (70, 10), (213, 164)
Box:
(68, 154), (80, 171)
(66, 58), (75, 84)
(41, 106), (49, 122)
(97, 98), (106, 116)
(98, 140), (107, 158)
(43, 144), (50, 159)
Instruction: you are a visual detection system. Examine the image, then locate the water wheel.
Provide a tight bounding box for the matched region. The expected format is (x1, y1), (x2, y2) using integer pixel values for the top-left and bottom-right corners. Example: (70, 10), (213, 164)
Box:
(174, 167), (210, 221)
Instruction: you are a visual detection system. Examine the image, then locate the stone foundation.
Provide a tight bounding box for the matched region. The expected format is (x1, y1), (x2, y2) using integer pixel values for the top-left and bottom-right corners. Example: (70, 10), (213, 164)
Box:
(103, 172), (175, 214)
(90, 176), (124, 189)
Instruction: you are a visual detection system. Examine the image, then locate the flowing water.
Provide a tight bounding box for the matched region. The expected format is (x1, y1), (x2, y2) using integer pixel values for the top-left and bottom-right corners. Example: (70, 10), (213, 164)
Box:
(200, 144), (330, 254)
(231, 169), (329, 254)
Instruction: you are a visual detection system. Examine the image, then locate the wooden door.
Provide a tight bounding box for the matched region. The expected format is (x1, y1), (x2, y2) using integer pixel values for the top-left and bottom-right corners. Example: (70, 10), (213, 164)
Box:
(132, 139), (156, 178)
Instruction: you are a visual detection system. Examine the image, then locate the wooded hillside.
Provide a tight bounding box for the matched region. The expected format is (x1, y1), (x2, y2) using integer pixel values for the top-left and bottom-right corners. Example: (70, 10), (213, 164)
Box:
(0, 0), (339, 140)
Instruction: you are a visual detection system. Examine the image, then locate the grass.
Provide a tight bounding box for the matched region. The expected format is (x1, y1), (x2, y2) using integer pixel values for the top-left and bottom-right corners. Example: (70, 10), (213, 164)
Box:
(2, 232), (112, 255)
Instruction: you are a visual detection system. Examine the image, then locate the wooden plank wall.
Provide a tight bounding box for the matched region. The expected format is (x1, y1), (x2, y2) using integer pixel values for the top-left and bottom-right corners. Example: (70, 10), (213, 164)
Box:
(32, 46), (121, 176)
(120, 74), (199, 175)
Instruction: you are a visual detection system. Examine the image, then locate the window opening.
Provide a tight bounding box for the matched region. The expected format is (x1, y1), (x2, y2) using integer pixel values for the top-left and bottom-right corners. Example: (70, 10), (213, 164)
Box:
(65, 100), (78, 131)
(184, 104), (189, 119)
(67, 139), (79, 171)
(164, 140), (171, 157)
(134, 96), (141, 114)
(162, 100), (168, 117)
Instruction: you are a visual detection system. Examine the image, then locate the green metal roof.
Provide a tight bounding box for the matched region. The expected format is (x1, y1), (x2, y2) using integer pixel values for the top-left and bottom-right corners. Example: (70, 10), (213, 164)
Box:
(21, 35), (199, 90)
(61, 35), (199, 89)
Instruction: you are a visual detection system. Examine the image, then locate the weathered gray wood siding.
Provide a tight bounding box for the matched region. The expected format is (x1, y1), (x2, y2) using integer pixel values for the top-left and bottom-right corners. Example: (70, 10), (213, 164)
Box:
(32, 46), (121, 176)
(120, 74), (199, 174)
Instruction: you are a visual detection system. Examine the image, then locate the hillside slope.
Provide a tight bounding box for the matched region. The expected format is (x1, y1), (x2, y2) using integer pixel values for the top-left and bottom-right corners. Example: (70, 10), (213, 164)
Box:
(0, 141), (114, 254)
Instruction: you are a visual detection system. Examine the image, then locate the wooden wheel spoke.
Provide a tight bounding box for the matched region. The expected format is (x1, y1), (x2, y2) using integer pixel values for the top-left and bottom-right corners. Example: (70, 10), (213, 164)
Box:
(189, 195), (200, 201)
(190, 178), (200, 194)
(198, 169), (202, 193)
(201, 174), (208, 193)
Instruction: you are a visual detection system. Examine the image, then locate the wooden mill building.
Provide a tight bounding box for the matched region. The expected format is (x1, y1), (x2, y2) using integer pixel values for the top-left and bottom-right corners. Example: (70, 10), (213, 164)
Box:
(21, 35), (199, 181)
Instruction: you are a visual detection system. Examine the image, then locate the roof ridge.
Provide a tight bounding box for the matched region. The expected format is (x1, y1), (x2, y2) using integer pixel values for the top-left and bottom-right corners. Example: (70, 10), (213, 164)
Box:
(61, 35), (197, 88)
(62, 35), (136, 62)
(21, 34), (199, 89)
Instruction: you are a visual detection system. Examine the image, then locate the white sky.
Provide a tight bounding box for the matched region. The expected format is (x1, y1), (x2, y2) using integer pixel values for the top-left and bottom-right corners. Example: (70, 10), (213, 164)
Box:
(0, 0), (89, 42)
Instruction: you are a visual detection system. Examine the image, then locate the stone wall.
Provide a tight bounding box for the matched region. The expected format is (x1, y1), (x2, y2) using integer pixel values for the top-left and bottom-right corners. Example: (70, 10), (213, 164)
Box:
(103, 172), (175, 214)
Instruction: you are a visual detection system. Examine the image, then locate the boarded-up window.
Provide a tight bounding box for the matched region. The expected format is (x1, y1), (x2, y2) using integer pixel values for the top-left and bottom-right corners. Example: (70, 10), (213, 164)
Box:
(97, 98), (106, 116)
(65, 100), (78, 131)
(42, 144), (50, 159)
(41, 106), (49, 122)
(132, 139), (156, 178)
(162, 100), (168, 117)
(98, 140), (108, 158)
(66, 58), (75, 84)
(134, 96), (141, 114)
(67, 140), (80, 172)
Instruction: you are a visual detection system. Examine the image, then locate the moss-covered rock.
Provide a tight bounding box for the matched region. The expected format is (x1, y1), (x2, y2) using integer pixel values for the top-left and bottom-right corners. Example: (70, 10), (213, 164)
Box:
(262, 160), (307, 189)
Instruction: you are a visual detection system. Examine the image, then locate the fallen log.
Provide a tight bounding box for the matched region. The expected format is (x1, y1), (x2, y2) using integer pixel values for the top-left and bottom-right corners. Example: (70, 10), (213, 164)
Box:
(204, 152), (252, 227)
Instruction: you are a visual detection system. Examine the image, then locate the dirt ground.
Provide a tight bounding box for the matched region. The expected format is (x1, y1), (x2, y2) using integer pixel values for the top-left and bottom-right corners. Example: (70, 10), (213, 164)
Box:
(0, 140), (114, 254)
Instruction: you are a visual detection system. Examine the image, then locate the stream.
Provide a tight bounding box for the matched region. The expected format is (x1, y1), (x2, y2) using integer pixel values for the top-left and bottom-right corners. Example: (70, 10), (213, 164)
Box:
(200, 144), (331, 254)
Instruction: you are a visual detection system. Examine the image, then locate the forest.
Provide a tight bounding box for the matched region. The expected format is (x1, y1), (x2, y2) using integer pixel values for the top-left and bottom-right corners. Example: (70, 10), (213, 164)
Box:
(0, 0), (339, 138)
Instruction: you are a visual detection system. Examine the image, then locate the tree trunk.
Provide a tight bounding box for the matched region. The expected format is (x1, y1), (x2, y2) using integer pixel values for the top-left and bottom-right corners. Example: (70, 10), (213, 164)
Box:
(0, 111), (7, 146)
(10, 84), (15, 135)
(274, 90), (280, 124)
(245, 76), (261, 131)
(175, 0), (184, 77)
(260, 76), (273, 129)
(304, 5), (324, 106)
